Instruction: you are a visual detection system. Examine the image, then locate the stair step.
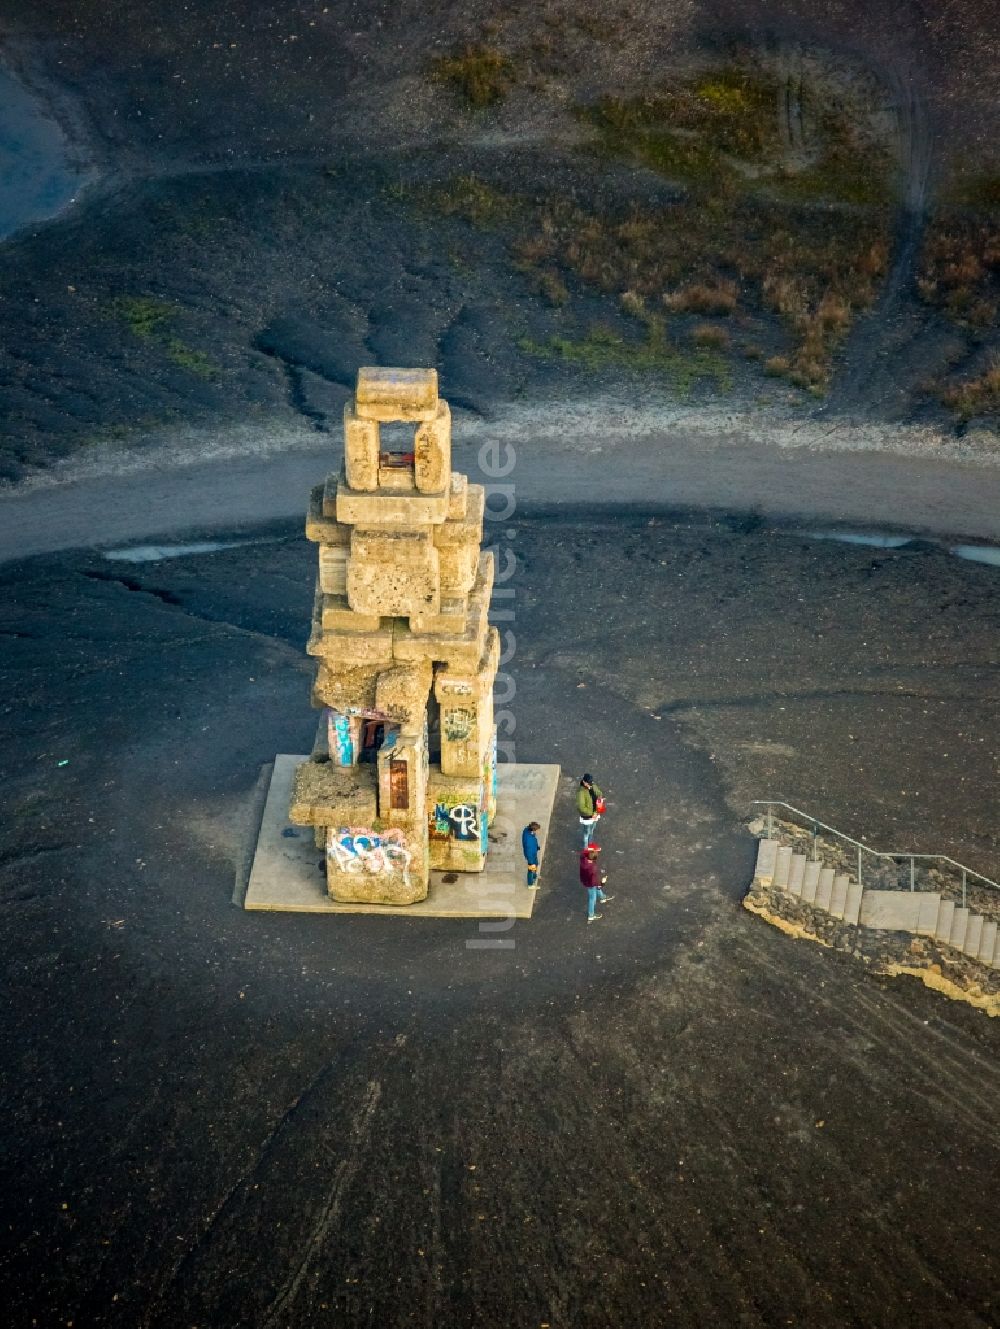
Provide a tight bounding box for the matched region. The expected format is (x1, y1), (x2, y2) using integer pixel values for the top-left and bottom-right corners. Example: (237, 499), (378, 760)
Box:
(754, 838), (778, 886)
(813, 871), (840, 914)
(859, 890), (922, 931)
(828, 874), (850, 919)
(963, 914), (984, 959)
(786, 854), (806, 896)
(979, 920), (999, 968)
(935, 900), (956, 943)
(843, 880), (863, 925)
(802, 860), (821, 900)
(949, 907), (970, 951)
(801, 863), (822, 905)
(773, 845), (793, 889)
(916, 893), (943, 936)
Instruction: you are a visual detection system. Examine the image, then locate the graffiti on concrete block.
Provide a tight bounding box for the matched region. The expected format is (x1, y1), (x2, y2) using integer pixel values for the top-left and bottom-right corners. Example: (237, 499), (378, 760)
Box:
(443, 707), (474, 742)
(328, 710), (355, 766)
(328, 826), (411, 884)
(449, 803), (479, 842)
(389, 757), (409, 810)
(431, 803), (452, 839)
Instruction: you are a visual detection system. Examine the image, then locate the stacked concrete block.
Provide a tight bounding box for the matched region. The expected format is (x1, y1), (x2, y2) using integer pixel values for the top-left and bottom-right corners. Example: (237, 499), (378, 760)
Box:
(289, 367), (499, 904)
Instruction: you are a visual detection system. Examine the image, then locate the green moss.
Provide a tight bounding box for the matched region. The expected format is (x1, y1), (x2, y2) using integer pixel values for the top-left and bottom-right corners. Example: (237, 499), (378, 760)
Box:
(165, 339), (217, 378)
(109, 297), (215, 377)
(519, 320), (732, 396)
(942, 171), (1000, 209)
(414, 174), (520, 227)
(111, 296), (175, 340)
(430, 45), (514, 108)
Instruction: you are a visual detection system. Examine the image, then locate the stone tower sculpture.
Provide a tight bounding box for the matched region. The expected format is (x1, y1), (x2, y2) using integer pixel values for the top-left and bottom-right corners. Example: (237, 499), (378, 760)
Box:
(288, 367), (499, 905)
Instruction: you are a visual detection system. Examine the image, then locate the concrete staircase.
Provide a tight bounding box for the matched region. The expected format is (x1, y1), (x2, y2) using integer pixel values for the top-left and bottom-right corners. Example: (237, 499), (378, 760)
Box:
(754, 839), (1000, 969)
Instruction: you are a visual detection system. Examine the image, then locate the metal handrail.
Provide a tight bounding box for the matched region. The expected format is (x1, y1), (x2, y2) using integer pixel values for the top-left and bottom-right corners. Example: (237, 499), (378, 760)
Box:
(749, 799), (1000, 905)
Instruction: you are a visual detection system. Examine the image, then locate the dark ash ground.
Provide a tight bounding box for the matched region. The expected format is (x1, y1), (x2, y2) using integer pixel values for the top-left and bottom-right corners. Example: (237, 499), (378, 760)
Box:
(1, 513), (998, 1328)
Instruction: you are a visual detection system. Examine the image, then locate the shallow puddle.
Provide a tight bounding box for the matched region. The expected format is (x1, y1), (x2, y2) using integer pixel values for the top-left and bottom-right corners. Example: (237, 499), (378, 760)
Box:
(950, 544), (1000, 568)
(103, 539), (276, 563)
(796, 530), (913, 549)
(0, 67), (87, 239)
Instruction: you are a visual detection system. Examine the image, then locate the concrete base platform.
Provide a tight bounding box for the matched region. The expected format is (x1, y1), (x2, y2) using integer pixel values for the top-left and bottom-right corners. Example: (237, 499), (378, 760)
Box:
(244, 755), (560, 917)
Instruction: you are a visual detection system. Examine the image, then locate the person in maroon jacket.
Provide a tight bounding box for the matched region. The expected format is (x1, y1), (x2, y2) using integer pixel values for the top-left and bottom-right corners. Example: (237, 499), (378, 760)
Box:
(580, 844), (614, 923)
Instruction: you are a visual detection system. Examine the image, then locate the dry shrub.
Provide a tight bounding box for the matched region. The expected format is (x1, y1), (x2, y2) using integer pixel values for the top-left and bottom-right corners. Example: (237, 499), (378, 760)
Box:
(690, 323), (730, 349)
(430, 45), (514, 108)
(663, 280), (738, 314)
(919, 215), (1000, 325)
(537, 270), (569, 306)
(941, 354), (1000, 420)
(619, 289), (647, 318)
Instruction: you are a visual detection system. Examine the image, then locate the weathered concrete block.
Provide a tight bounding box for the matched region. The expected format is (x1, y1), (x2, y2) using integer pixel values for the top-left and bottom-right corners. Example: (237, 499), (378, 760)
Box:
(773, 845), (792, 889)
(317, 546), (349, 596)
(935, 899), (956, 942)
(437, 541), (479, 597)
(843, 880), (863, 925)
(949, 906), (970, 950)
(351, 528), (434, 565)
(375, 660), (433, 727)
(438, 687), (494, 780)
(433, 492), (485, 547)
(964, 913), (984, 959)
(979, 919), (998, 967)
(393, 618), (482, 671)
(447, 471), (468, 520)
(311, 662), (380, 714)
(321, 594), (382, 633)
(326, 821), (429, 904)
(410, 595), (469, 635)
(414, 400), (451, 493)
(916, 893), (942, 936)
(816, 870), (838, 912)
(754, 839), (777, 886)
(787, 853), (806, 896)
(347, 544), (441, 618)
(344, 402), (380, 491)
(801, 865), (823, 905)
(377, 725), (427, 829)
(289, 758), (377, 828)
(427, 768), (488, 873)
(828, 872), (849, 918)
(334, 469), (449, 527)
(307, 619), (395, 666)
(306, 483), (351, 544)
(355, 366), (438, 422)
(802, 859), (821, 899)
(859, 890), (923, 932)
(378, 461), (418, 491)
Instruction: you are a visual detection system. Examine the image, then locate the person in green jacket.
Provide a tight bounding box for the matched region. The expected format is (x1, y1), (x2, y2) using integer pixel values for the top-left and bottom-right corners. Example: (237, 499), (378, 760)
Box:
(577, 773), (604, 849)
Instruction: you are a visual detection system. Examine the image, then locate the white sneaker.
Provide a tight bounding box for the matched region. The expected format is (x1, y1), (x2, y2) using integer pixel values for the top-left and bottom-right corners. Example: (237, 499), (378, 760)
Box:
(587, 913), (603, 923)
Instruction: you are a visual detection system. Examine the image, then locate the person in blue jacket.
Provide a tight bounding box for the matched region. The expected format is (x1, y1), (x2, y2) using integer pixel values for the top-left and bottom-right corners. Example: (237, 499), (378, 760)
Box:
(521, 821), (542, 889)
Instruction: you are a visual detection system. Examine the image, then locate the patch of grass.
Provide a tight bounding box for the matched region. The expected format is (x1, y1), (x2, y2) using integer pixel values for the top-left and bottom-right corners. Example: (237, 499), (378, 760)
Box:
(165, 339), (217, 378)
(519, 318), (732, 396)
(690, 322), (730, 349)
(940, 355), (1000, 422)
(536, 270), (570, 306)
(423, 174), (520, 227)
(941, 171), (1000, 209)
(430, 45), (514, 108)
(918, 214), (1000, 328)
(109, 295), (215, 377)
(663, 280), (738, 314)
(111, 296), (174, 340)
